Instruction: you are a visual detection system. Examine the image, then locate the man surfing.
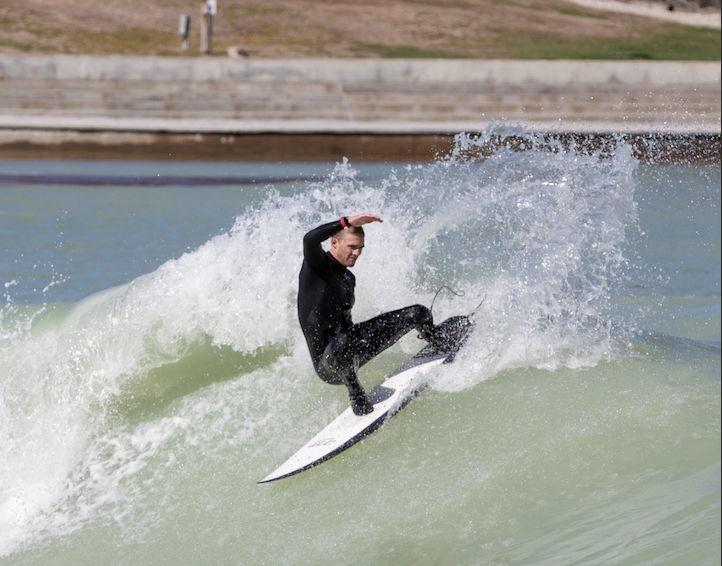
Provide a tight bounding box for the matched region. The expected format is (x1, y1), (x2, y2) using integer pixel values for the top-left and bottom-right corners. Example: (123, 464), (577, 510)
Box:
(298, 214), (441, 416)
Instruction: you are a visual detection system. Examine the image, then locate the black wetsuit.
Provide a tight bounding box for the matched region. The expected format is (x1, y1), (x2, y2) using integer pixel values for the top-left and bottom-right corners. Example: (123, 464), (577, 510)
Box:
(298, 220), (435, 414)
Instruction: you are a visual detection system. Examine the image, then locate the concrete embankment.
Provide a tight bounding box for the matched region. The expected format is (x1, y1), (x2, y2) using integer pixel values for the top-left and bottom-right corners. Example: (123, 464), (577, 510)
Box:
(0, 55), (719, 161)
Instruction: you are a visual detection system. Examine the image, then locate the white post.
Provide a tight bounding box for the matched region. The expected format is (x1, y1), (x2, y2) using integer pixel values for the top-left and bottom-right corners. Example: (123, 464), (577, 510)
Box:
(178, 14), (190, 50)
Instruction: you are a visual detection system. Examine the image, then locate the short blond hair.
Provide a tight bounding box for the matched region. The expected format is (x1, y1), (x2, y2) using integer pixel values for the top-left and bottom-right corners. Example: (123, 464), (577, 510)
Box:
(334, 226), (365, 241)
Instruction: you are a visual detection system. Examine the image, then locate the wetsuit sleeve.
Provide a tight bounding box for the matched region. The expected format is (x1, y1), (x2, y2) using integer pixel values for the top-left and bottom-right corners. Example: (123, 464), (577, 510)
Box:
(303, 220), (344, 272)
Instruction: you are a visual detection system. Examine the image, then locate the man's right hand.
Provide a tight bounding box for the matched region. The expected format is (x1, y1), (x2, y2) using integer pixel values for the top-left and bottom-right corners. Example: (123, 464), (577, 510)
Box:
(348, 213), (383, 227)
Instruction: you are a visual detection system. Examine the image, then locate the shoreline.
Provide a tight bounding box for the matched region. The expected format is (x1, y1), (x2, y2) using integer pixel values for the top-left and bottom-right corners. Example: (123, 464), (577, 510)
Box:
(2, 116), (720, 135)
(0, 131), (717, 164)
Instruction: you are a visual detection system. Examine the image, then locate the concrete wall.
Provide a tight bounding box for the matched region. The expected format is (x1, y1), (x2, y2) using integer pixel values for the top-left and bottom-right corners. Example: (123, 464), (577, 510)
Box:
(0, 55), (719, 135)
(1, 55), (719, 85)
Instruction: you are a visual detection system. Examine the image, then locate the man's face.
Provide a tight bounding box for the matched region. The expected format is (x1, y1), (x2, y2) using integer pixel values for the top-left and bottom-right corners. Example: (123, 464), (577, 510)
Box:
(331, 233), (365, 268)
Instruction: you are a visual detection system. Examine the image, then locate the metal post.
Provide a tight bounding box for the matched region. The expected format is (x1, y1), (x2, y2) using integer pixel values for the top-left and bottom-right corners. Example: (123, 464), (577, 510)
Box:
(206, 0), (217, 55)
(207, 14), (214, 54)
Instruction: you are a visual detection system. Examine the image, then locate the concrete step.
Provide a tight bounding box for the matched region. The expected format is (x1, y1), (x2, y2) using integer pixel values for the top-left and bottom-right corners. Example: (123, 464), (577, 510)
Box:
(0, 56), (718, 132)
(2, 79), (715, 123)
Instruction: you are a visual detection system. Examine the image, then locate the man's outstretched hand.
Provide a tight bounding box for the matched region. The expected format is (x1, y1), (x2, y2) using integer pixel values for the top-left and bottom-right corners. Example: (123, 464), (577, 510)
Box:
(348, 214), (383, 227)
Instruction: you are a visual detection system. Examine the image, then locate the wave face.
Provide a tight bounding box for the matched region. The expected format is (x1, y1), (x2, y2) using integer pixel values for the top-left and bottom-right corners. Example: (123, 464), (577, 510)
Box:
(0, 126), (719, 564)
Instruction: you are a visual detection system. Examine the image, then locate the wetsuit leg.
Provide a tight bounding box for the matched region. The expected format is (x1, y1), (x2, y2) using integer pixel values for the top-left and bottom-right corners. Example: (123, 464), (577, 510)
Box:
(317, 332), (372, 415)
(349, 305), (435, 367)
(315, 305), (435, 415)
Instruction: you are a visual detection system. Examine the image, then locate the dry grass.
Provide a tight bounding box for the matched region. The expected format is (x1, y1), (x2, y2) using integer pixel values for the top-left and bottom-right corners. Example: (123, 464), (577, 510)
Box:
(0, 0), (719, 59)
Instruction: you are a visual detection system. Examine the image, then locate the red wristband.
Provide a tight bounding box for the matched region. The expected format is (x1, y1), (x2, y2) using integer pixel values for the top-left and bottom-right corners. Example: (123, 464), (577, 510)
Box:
(340, 217), (349, 228)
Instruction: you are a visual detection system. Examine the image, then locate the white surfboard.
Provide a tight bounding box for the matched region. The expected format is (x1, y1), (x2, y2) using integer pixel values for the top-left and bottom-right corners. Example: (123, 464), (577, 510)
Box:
(259, 316), (473, 483)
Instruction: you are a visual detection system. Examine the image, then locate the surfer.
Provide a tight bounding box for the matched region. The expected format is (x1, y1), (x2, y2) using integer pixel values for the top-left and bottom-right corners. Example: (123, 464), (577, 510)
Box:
(298, 214), (440, 416)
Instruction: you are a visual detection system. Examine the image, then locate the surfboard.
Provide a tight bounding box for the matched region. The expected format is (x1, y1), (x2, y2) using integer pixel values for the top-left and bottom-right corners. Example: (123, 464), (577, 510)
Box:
(259, 315), (474, 483)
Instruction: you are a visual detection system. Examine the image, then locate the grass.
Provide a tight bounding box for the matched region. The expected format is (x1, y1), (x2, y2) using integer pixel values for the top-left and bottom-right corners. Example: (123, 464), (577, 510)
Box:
(354, 44), (465, 59)
(552, 7), (608, 19)
(68, 29), (180, 56)
(499, 24), (721, 60)
(353, 23), (720, 61)
(0, 1), (718, 60)
(3, 23), (718, 60)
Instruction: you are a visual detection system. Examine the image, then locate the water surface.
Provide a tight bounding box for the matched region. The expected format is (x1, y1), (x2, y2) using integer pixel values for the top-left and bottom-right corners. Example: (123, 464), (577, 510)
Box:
(1, 128), (719, 565)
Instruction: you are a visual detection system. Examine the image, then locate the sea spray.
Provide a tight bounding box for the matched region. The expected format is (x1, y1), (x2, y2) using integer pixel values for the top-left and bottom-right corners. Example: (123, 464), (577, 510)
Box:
(381, 130), (639, 390)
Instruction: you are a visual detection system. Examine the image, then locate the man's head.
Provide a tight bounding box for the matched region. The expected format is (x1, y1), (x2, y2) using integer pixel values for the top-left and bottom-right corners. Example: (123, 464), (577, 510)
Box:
(330, 226), (365, 268)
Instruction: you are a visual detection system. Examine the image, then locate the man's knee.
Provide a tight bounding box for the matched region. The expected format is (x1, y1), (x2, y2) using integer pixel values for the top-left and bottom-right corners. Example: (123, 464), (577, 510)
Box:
(408, 304), (437, 342)
(409, 304), (433, 327)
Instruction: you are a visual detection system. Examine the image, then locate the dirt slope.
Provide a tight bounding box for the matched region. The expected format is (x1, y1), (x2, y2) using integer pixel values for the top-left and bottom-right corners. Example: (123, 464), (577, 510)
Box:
(0, 0), (719, 59)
